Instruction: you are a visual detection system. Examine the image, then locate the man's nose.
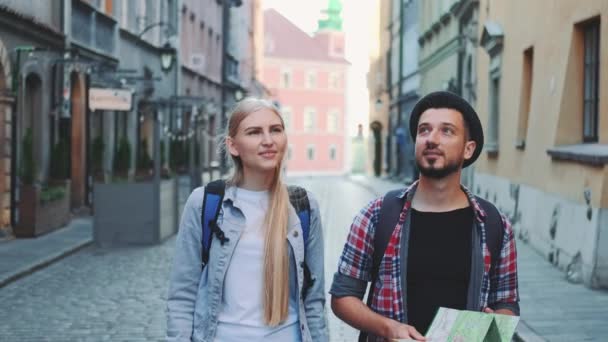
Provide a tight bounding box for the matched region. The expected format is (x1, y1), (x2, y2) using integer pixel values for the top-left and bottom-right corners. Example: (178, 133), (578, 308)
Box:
(425, 128), (440, 145)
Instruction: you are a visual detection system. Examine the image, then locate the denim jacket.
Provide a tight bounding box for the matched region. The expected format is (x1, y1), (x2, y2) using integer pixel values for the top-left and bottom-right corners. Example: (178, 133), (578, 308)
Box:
(166, 185), (329, 342)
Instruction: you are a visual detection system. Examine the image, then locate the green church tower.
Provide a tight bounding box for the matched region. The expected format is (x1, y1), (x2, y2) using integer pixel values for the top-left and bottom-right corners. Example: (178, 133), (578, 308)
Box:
(317, 0), (343, 31)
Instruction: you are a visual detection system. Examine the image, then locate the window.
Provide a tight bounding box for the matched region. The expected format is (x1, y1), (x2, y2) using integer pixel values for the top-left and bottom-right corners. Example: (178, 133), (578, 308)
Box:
(307, 145), (315, 161)
(287, 145), (293, 160)
(281, 107), (292, 131)
(304, 107), (316, 132)
(487, 75), (501, 154)
(120, 0), (128, 28)
(306, 70), (317, 89)
(329, 72), (340, 89)
(516, 47), (534, 149)
(583, 20), (600, 142)
(281, 69), (292, 88)
(329, 145), (337, 161)
(327, 110), (339, 133)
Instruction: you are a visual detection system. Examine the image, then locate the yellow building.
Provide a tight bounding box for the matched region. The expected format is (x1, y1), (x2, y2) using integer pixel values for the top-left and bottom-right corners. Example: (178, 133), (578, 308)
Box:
(475, 0), (608, 288)
(366, 0), (391, 176)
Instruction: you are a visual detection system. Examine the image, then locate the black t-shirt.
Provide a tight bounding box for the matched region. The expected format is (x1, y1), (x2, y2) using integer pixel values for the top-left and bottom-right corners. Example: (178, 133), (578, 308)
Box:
(406, 206), (473, 335)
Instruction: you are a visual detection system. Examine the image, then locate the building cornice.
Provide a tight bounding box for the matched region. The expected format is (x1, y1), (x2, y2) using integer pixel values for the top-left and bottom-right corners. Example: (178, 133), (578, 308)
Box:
(0, 5), (65, 48)
(547, 144), (608, 167)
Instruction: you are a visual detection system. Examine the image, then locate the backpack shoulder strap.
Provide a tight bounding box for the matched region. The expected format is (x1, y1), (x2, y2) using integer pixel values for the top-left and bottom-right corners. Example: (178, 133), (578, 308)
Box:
(475, 196), (504, 266)
(359, 189), (407, 342)
(201, 180), (225, 268)
(287, 185), (314, 298)
(287, 185), (311, 244)
(371, 189), (406, 282)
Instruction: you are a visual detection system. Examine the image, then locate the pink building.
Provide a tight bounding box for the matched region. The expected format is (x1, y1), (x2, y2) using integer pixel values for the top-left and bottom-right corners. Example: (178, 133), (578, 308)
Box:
(262, 6), (349, 175)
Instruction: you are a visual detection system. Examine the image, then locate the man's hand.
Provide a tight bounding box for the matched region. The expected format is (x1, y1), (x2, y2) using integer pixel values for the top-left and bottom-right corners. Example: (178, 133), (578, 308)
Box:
(386, 320), (426, 341)
(483, 307), (516, 316)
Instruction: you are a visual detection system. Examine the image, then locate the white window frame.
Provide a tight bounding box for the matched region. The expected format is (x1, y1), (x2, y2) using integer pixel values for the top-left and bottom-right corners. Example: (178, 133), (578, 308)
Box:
(304, 107), (316, 133)
(327, 109), (339, 133)
(306, 70), (317, 89)
(307, 144), (315, 161)
(281, 68), (292, 88)
(329, 145), (337, 161)
(281, 106), (292, 131)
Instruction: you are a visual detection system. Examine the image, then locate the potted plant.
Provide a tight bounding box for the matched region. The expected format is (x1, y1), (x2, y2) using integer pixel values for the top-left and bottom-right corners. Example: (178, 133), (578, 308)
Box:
(91, 135), (104, 182)
(16, 128), (38, 235)
(16, 130), (72, 237)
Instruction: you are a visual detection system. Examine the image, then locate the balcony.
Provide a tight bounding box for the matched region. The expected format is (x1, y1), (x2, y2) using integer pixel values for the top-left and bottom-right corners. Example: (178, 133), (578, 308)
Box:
(71, 0), (117, 57)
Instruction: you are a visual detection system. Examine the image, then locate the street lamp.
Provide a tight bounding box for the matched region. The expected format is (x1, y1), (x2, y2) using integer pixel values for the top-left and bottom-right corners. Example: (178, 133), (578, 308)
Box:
(234, 89), (244, 101)
(159, 43), (176, 72)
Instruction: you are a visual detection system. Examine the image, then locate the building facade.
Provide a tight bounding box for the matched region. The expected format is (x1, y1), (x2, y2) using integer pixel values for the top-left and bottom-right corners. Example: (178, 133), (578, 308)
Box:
(366, 0), (390, 177)
(369, 0), (420, 182)
(474, 0), (608, 288)
(262, 5), (349, 175)
(0, 1), (66, 235)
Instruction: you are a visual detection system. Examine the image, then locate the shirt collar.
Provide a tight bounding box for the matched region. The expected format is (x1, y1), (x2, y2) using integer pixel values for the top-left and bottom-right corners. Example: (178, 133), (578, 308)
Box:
(399, 180), (487, 223)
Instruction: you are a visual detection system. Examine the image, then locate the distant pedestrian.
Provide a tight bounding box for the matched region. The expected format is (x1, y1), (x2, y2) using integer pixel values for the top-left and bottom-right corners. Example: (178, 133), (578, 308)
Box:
(330, 91), (520, 341)
(166, 98), (328, 342)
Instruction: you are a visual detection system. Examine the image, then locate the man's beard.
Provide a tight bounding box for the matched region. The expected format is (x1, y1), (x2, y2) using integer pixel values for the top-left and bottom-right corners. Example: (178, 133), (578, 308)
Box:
(416, 157), (462, 179)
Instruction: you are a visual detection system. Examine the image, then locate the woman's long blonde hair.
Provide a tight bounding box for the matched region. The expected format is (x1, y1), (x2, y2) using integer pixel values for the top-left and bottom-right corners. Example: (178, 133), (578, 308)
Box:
(223, 97), (290, 326)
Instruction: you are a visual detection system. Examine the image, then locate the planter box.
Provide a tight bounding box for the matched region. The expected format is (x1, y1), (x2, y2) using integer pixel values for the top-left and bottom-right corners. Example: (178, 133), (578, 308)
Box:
(93, 177), (177, 247)
(15, 181), (72, 237)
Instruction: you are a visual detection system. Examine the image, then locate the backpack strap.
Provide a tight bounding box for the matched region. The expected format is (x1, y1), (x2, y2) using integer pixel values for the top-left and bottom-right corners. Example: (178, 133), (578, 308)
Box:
(475, 196), (505, 270)
(359, 189), (407, 342)
(365, 190), (406, 306)
(287, 185), (311, 244)
(287, 185), (313, 298)
(201, 180), (227, 268)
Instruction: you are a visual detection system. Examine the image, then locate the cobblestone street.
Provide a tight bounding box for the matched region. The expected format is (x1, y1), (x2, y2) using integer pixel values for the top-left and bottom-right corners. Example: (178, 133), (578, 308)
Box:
(0, 176), (380, 342)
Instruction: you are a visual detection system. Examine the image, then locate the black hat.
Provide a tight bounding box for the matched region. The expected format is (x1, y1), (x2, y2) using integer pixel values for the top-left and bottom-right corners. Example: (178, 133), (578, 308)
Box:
(409, 91), (484, 168)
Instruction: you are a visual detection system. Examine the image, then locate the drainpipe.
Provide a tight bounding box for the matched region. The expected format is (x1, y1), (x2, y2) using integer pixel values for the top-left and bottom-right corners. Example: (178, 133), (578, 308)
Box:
(396, 1), (405, 177)
(220, 2), (230, 174)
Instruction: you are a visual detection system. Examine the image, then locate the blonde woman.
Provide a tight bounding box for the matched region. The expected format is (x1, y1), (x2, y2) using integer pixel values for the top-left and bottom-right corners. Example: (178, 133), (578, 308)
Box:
(166, 98), (328, 342)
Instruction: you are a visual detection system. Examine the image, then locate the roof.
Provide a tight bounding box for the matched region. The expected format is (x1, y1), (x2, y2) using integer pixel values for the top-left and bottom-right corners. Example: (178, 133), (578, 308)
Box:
(0, 5), (64, 37)
(263, 9), (349, 64)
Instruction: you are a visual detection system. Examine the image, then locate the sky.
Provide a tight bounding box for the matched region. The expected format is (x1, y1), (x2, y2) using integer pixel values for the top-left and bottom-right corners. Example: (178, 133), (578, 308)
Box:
(261, 0), (374, 137)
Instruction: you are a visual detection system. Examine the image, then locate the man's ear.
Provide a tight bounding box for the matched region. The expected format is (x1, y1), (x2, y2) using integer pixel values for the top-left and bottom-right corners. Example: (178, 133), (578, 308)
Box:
(226, 136), (239, 157)
(464, 140), (476, 160)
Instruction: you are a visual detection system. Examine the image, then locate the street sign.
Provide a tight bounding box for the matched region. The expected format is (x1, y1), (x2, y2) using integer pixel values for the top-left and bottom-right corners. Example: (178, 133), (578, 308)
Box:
(88, 88), (133, 111)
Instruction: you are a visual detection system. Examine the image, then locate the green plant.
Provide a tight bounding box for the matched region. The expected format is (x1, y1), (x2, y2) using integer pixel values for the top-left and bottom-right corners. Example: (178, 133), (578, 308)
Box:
(20, 127), (35, 185)
(50, 138), (69, 180)
(137, 138), (153, 170)
(170, 139), (189, 171)
(113, 137), (131, 175)
(91, 136), (104, 176)
(40, 185), (66, 204)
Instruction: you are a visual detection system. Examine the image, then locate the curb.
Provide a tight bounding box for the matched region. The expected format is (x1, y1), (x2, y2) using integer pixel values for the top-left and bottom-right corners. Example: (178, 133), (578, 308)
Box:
(0, 239), (93, 288)
(514, 320), (547, 342)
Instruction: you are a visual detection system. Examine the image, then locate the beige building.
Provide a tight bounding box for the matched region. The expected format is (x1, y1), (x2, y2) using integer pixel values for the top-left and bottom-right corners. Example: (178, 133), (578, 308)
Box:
(475, 0), (608, 288)
(366, 0), (390, 176)
(418, 0), (460, 95)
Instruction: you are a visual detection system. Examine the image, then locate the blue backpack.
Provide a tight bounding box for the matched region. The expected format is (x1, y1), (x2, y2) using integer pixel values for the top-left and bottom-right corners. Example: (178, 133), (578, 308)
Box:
(200, 180), (314, 295)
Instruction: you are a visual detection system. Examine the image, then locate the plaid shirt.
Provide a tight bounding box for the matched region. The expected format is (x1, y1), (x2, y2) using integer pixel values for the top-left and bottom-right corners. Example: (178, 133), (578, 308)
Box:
(336, 181), (519, 323)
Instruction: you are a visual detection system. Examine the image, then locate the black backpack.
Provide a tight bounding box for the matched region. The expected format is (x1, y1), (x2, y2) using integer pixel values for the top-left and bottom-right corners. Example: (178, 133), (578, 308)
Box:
(359, 189), (504, 341)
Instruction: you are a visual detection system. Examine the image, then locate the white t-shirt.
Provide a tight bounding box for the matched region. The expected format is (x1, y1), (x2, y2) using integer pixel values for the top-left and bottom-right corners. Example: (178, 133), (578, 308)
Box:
(215, 187), (300, 341)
